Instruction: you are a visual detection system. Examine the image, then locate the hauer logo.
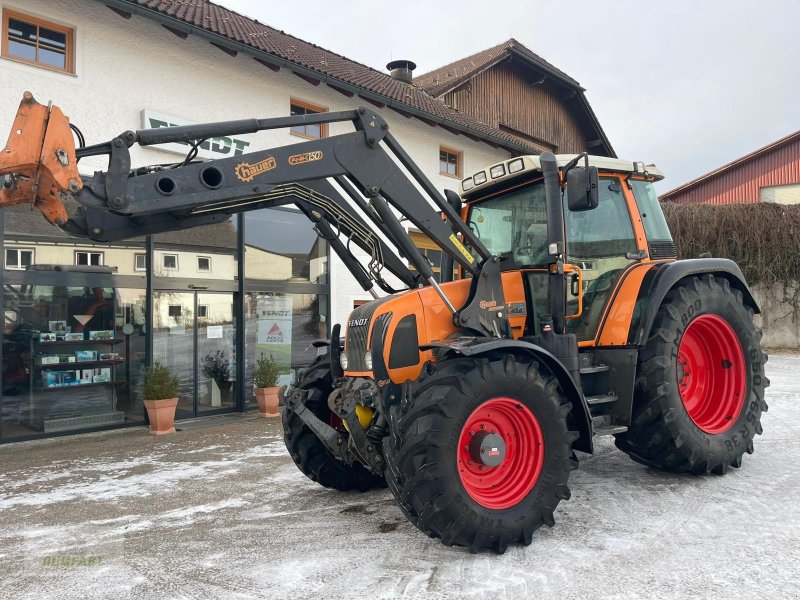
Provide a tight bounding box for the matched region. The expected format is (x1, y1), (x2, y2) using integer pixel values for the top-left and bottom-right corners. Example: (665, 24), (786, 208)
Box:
(288, 150), (323, 165)
(349, 318), (369, 328)
(235, 157), (277, 182)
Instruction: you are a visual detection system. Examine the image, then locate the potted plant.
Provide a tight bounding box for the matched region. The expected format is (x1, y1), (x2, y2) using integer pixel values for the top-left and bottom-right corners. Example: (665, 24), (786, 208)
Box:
(143, 362), (179, 435)
(201, 350), (231, 407)
(252, 353), (281, 417)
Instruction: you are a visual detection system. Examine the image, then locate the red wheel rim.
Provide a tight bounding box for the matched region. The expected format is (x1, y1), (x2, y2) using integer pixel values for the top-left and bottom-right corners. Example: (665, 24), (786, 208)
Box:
(457, 397), (544, 510)
(677, 314), (746, 434)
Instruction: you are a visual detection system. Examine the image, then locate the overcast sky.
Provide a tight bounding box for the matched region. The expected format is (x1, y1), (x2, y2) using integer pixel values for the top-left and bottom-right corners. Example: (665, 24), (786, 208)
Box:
(217, 0), (800, 192)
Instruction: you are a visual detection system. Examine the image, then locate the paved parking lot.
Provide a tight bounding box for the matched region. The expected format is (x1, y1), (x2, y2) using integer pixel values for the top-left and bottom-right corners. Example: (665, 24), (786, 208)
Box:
(1, 354), (799, 600)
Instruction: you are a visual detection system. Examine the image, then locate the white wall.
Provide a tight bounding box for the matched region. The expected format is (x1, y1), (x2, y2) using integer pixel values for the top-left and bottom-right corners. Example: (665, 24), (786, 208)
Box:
(0, 0), (509, 326)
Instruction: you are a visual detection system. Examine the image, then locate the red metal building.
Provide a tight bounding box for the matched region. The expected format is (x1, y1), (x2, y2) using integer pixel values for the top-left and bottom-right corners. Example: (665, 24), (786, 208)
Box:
(659, 129), (800, 204)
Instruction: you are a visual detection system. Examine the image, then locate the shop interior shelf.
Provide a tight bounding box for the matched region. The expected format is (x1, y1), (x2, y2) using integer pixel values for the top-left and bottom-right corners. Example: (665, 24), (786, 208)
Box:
(35, 338), (124, 346)
(35, 359), (125, 369)
(39, 380), (125, 392)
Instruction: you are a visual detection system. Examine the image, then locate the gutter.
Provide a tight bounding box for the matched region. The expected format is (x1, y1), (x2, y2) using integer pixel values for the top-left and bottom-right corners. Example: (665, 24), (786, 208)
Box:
(100, 0), (533, 155)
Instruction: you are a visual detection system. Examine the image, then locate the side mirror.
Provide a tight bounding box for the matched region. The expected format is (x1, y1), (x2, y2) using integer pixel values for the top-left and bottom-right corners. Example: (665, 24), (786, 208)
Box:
(567, 166), (599, 211)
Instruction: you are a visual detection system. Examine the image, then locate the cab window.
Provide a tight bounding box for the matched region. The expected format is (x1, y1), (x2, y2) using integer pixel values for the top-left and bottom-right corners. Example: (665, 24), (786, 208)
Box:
(466, 181), (548, 266)
(565, 177), (637, 340)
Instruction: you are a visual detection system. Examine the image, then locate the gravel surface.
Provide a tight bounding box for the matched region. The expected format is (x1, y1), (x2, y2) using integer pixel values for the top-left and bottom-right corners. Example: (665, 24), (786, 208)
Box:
(1, 355), (798, 600)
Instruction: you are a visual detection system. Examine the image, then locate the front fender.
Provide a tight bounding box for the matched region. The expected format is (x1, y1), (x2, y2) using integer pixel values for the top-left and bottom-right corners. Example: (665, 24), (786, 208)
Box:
(422, 337), (593, 454)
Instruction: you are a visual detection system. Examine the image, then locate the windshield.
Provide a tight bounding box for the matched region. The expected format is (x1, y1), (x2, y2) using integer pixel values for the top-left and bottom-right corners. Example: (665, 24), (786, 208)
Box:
(466, 181), (548, 265)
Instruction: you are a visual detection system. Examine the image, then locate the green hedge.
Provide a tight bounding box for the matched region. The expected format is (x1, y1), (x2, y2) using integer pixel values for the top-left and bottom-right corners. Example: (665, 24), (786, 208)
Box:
(661, 202), (800, 285)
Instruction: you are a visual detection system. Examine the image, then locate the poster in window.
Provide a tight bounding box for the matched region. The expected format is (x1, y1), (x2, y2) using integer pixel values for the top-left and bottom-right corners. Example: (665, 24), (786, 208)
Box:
(255, 295), (293, 385)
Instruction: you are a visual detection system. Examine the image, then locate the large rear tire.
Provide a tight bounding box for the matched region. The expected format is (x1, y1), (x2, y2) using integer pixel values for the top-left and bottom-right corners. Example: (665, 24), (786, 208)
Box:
(383, 354), (579, 553)
(615, 274), (769, 474)
(282, 355), (386, 491)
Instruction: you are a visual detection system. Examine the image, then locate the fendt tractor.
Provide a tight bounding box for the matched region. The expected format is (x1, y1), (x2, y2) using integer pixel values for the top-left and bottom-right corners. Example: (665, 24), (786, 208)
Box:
(0, 93), (768, 552)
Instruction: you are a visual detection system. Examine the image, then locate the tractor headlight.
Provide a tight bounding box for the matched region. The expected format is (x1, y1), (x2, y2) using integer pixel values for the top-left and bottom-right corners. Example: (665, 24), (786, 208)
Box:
(473, 171), (487, 185)
(462, 177), (474, 191)
(490, 164), (506, 179)
(364, 351), (373, 370)
(340, 352), (349, 370)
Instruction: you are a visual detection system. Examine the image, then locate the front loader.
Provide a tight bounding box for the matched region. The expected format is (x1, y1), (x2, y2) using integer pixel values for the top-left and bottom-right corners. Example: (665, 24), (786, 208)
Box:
(0, 92), (768, 553)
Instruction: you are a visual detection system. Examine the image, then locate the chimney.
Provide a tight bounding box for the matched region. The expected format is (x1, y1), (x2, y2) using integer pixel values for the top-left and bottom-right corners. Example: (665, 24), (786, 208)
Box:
(387, 60), (416, 83)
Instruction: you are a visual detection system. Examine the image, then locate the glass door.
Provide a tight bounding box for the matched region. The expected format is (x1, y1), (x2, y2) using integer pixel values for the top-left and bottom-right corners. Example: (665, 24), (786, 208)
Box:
(152, 291), (237, 419)
(196, 293), (236, 414)
(153, 292), (196, 419)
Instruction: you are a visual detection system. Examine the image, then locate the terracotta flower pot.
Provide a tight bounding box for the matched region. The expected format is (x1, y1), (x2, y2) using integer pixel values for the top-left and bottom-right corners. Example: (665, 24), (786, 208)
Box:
(254, 386), (280, 417)
(144, 397), (178, 435)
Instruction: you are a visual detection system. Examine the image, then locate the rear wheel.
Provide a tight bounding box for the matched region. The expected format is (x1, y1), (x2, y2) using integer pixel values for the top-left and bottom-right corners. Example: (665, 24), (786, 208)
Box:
(282, 355), (386, 491)
(383, 354), (578, 553)
(615, 275), (768, 474)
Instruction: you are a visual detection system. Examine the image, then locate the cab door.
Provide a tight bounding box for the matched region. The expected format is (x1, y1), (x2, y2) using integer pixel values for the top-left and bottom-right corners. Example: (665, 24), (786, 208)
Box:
(564, 177), (639, 342)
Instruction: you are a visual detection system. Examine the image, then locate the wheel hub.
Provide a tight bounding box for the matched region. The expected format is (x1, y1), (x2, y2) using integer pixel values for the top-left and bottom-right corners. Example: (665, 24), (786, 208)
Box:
(468, 430), (507, 467)
(457, 397), (544, 510)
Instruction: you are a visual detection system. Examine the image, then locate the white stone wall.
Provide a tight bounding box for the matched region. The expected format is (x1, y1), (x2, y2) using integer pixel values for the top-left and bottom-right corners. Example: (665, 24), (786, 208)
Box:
(0, 0), (509, 326)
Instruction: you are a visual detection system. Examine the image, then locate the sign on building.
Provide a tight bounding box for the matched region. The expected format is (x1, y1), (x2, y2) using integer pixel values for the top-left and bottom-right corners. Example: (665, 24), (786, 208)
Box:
(141, 109), (252, 160)
(256, 294), (293, 386)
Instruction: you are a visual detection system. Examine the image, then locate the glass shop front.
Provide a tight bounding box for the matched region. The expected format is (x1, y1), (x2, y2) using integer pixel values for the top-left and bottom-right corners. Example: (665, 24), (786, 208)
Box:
(0, 205), (328, 442)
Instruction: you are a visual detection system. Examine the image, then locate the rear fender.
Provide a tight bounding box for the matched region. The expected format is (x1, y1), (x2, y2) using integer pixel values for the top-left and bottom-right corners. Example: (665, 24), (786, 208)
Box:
(630, 258), (759, 347)
(422, 338), (593, 454)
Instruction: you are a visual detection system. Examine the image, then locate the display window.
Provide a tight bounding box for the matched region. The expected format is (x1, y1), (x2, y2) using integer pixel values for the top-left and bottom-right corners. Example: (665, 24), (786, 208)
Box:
(1, 284), (146, 439)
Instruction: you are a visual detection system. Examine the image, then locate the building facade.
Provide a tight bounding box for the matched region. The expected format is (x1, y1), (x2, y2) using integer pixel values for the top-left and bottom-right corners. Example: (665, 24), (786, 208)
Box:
(0, 0), (611, 441)
(660, 130), (800, 204)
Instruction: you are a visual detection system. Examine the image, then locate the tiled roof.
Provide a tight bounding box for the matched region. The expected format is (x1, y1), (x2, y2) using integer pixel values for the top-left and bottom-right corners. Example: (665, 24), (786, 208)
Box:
(112, 0), (538, 153)
(415, 38), (582, 98)
(5, 201), (238, 249)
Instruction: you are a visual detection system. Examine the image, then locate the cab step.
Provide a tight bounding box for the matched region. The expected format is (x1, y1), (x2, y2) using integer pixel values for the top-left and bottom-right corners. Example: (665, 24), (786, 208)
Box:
(591, 414), (628, 436)
(580, 364), (610, 375)
(586, 394), (617, 406)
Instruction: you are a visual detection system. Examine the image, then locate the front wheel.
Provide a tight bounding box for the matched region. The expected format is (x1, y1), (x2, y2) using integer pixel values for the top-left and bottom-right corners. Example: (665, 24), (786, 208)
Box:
(384, 354), (579, 553)
(615, 275), (769, 474)
(282, 355), (386, 491)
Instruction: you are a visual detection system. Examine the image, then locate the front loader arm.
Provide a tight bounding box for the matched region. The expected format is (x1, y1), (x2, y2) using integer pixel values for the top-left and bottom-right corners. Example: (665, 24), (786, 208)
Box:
(0, 92), (512, 336)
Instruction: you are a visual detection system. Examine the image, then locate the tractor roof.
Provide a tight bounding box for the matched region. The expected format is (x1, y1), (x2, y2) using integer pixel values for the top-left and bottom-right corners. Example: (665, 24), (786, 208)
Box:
(461, 154), (664, 197)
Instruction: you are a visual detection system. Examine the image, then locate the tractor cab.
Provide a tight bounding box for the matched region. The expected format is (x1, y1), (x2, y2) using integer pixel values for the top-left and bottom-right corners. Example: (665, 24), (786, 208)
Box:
(460, 154), (674, 343)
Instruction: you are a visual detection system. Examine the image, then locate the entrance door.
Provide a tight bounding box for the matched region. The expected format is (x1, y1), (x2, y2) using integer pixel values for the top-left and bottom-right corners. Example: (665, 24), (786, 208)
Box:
(153, 291), (237, 419)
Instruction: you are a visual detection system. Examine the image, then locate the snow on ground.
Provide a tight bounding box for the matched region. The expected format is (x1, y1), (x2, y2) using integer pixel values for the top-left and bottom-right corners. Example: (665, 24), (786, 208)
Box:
(0, 355), (799, 600)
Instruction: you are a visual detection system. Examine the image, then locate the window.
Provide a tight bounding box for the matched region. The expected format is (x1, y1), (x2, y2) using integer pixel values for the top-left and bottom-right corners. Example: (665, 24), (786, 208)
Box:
(134, 253), (146, 272)
(290, 99), (327, 139)
(2, 10), (74, 73)
(629, 180), (673, 241)
(5, 248), (33, 270)
(408, 231), (443, 281)
(439, 146), (462, 178)
(564, 178), (638, 340)
(75, 251), (103, 266)
(197, 305), (209, 319)
(163, 254), (178, 270)
(168, 305), (182, 318)
(197, 256), (211, 272)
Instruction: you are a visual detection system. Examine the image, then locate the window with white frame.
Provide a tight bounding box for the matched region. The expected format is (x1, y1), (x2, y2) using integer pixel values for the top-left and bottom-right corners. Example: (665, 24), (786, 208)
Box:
(197, 305), (209, 319)
(134, 253), (146, 271)
(5, 247), (33, 270)
(197, 256), (211, 272)
(162, 254), (178, 270)
(75, 251), (103, 266)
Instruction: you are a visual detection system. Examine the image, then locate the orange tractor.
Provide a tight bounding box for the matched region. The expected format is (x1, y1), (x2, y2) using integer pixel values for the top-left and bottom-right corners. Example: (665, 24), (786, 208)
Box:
(0, 93), (767, 552)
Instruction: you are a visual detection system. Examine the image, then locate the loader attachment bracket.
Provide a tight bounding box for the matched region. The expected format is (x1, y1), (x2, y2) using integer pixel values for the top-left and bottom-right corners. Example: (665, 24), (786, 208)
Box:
(0, 91), (81, 225)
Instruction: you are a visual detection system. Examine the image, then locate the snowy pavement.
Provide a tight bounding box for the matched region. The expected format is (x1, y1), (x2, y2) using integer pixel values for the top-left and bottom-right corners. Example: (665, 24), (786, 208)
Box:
(1, 355), (799, 600)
